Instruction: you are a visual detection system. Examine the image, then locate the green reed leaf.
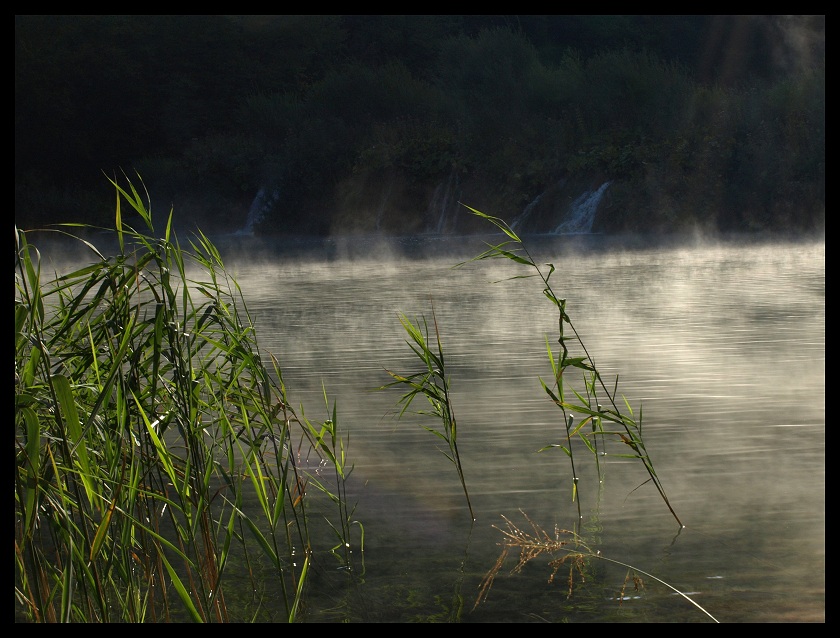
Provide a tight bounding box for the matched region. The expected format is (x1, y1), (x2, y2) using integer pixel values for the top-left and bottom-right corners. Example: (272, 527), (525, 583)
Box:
(160, 552), (204, 623)
(20, 405), (41, 533)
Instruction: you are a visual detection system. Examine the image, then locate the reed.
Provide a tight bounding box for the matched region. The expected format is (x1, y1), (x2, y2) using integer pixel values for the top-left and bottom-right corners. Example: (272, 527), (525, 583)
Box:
(14, 174), (358, 622)
(380, 299), (474, 521)
(456, 205), (682, 528)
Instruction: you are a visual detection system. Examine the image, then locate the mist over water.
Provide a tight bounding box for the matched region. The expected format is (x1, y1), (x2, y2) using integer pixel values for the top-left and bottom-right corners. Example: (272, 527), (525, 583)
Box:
(216, 232), (824, 622)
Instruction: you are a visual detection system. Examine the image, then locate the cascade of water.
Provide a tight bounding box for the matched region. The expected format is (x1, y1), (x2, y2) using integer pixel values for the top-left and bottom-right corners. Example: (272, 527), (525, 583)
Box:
(510, 191), (544, 232)
(375, 178), (394, 231)
(238, 188), (281, 235)
(433, 186), (448, 234)
(429, 168), (460, 233)
(551, 181), (611, 235)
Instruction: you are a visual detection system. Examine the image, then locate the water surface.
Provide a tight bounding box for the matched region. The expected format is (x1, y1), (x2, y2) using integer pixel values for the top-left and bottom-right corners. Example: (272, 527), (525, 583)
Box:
(214, 232), (824, 623)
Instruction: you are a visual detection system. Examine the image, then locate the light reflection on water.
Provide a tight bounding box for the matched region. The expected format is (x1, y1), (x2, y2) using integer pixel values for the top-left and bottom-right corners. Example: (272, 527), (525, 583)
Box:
(217, 232), (824, 623)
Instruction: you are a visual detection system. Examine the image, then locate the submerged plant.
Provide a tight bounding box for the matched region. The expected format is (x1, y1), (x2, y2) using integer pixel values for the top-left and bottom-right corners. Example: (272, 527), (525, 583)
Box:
(456, 205), (682, 528)
(475, 510), (718, 622)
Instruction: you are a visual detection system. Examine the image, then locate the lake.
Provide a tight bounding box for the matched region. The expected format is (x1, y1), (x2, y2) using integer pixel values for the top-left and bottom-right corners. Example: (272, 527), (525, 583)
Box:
(202, 230), (825, 623)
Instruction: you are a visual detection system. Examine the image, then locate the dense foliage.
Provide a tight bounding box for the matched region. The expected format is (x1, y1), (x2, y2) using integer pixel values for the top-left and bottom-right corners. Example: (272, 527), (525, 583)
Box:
(14, 179), (358, 621)
(15, 15), (825, 236)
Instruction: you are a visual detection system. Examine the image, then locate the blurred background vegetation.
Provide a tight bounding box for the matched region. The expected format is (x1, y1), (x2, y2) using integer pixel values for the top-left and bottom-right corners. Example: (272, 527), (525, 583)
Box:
(15, 15), (825, 236)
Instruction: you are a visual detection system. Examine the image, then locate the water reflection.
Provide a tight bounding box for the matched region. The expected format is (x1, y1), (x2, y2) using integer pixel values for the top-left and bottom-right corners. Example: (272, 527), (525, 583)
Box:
(217, 233), (823, 623)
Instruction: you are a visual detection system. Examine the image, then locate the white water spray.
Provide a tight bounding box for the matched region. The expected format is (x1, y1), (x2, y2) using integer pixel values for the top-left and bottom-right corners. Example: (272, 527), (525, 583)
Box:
(237, 187), (281, 235)
(509, 191), (544, 233)
(429, 168), (461, 233)
(551, 181), (611, 234)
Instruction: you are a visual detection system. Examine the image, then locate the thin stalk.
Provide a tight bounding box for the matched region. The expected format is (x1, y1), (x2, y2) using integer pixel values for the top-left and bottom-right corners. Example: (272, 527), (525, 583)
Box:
(456, 205), (681, 528)
(380, 299), (474, 521)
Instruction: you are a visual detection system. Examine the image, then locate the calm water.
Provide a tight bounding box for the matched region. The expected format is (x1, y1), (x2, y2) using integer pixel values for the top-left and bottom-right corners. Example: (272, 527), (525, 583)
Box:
(214, 232), (824, 622)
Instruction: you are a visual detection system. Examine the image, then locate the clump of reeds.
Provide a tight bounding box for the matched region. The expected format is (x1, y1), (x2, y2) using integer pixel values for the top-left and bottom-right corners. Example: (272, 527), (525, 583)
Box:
(14, 174), (360, 622)
(381, 206), (682, 529)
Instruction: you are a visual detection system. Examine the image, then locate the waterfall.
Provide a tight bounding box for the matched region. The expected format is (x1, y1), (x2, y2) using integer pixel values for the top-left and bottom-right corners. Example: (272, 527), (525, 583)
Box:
(427, 168), (460, 233)
(237, 187), (281, 235)
(510, 191), (544, 233)
(551, 181), (611, 235)
(375, 178), (394, 232)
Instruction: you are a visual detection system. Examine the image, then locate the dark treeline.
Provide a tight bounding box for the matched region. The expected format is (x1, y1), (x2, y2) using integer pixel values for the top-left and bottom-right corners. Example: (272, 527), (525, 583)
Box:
(15, 15), (825, 236)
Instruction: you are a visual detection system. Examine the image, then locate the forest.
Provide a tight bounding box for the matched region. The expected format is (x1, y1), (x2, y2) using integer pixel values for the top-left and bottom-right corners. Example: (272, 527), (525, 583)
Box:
(14, 15), (825, 237)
